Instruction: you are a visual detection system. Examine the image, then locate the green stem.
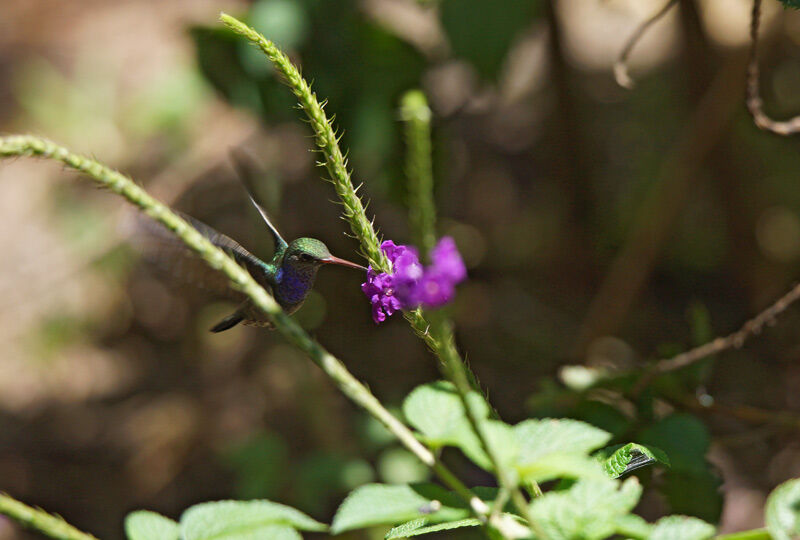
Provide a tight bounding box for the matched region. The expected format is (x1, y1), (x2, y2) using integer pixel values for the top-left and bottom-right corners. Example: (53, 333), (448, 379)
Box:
(220, 13), (389, 273)
(0, 493), (98, 540)
(398, 90), (538, 535)
(400, 90), (437, 257)
(218, 19), (520, 535)
(427, 312), (538, 532)
(716, 530), (772, 540)
(0, 134), (480, 522)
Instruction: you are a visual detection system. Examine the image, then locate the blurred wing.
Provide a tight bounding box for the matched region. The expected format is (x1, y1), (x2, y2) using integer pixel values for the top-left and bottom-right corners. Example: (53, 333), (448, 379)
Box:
(230, 148), (289, 254)
(136, 212), (273, 299)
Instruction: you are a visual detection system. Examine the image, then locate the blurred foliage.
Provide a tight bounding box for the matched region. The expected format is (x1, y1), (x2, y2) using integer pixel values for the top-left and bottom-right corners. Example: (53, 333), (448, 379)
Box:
(7, 0), (800, 538)
(192, 0), (427, 200)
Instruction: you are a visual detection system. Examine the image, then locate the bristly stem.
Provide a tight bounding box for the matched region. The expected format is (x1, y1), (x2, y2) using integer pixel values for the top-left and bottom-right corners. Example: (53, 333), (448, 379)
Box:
(218, 19), (525, 535)
(400, 90), (437, 258)
(219, 13), (390, 272)
(0, 492), (98, 540)
(397, 94), (538, 522)
(0, 134), (483, 524)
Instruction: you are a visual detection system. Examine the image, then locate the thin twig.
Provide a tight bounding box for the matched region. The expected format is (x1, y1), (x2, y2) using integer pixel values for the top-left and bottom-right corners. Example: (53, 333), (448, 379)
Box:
(614, 0), (679, 89)
(0, 492), (98, 540)
(0, 135), (483, 524)
(673, 393), (800, 430)
(634, 282), (800, 393)
(747, 0), (800, 135)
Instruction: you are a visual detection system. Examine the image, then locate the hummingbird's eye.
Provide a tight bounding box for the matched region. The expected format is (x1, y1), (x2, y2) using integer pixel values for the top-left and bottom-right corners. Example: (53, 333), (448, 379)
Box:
(300, 253), (313, 262)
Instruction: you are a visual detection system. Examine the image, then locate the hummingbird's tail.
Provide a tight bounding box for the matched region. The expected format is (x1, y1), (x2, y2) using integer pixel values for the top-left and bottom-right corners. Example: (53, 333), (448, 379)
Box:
(210, 311), (244, 333)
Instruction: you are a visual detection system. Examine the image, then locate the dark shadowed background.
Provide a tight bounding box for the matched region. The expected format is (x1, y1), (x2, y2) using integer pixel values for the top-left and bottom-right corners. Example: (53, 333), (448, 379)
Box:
(2, 0), (800, 538)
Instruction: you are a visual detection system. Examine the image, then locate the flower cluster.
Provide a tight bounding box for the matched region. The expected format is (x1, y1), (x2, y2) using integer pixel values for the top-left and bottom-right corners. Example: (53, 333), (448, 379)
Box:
(362, 237), (467, 324)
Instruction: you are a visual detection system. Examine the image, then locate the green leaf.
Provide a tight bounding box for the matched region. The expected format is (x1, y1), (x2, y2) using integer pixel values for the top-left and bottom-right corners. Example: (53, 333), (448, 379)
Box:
(596, 443), (670, 478)
(331, 483), (469, 534)
(529, 477), (642, 540)
(778, 1), (800, 9)
(649, 515), (715, 540)
(402, 381), (492, 469)
(637, 415), (708, 474)
(660, 470), (722, 523)
(385, 517), (481, 539)
(515, 418), (611, 463)
(513, 418), (611, 483)
(614, 513), (652, 539)
(518, 453), (607, 484)
(531, 478), (642, 540)
(766, 478), (800, 540)
(638, 414), (722, 522)
(124, 511), (179, 540)
(180, 500), (327, 540)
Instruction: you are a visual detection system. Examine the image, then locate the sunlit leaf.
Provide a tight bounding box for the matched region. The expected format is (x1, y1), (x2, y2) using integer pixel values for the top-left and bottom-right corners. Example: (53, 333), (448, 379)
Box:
(180, 500), (327, 540)
(529, 477), (642, 540)
(596, 443), (670, 478)
(385, 517), (481, 539)
(124, 511), (179, 540)
(649, 515), (715, 540)
(330, 483), (468, 534)
(766, 478), (800, 540)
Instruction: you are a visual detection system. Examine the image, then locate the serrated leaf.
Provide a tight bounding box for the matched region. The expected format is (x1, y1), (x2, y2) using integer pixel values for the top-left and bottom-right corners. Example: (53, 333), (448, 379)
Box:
(331, 483), (469, 534)
(402, 381), (496, 470)
(180, 500), (327, 540)
(515, 419), (611, 464)
(766, 478), (800, 540)
(614, 513), (652, 539)
(529, 477), (642, 540)
(597, 443), (670, 478)
(518, 453), (607, 483)
(124, 511), (179, 540)
(513, 418), (611, 483)
(385, 517), (481, 538)
(649, 515), (715, 540)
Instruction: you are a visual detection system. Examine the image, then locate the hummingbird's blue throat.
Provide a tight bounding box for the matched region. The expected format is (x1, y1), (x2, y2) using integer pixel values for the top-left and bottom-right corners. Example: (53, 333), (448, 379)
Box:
(275, 263), (316, 306)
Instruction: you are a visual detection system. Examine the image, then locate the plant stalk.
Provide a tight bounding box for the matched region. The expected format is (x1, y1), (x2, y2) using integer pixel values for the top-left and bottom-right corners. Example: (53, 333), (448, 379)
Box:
(0, 134), (482, 523)
(0, 493), (98, 540)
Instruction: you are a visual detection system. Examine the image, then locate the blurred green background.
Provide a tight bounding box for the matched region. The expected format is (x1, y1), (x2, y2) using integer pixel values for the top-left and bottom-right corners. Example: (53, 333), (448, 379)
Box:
(2, 0), (800, 538)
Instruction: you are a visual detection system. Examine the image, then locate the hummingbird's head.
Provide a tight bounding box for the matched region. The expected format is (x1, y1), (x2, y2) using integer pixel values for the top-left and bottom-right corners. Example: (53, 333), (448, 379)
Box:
(284, 238), (366, 271)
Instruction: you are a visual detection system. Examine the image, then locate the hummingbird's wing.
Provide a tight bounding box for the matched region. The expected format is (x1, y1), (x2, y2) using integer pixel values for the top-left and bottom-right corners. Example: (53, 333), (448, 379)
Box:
(230, 148), (289, 255)
(137, 212), (275, 299)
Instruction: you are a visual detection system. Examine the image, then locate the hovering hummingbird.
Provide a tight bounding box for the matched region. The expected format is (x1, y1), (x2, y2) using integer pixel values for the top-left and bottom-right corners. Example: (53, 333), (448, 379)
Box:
(144, 151), (366, 332)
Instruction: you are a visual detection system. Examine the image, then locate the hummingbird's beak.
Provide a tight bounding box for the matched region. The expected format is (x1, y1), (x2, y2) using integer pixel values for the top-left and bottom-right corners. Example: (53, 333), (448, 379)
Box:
(321, 255), (367, 271)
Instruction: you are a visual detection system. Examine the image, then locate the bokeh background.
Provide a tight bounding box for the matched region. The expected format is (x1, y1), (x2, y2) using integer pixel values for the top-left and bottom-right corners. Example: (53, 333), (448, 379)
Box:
(2, 0), (800, 538)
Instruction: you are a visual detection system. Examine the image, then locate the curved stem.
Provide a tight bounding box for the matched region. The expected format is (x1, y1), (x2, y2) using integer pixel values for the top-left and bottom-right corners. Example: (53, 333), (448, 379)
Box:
(0, 493), (98, 540)
(0, 134), (480, 521)
(746, 0), (800, 135)
(614, 0), (679, 89)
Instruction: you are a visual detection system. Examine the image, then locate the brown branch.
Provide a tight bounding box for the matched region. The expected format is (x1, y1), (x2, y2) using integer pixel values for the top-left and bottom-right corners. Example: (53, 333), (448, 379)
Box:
(614, 0), (679, 89)
(675, 394), (800, 431)
(633, 282), (800, 394)
(575, 47), (749, 355)
(746, 0), (800, 135)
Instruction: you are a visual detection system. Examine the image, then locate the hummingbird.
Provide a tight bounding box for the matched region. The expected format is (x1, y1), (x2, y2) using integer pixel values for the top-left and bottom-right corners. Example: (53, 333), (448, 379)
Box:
(143, 151), (366, 332)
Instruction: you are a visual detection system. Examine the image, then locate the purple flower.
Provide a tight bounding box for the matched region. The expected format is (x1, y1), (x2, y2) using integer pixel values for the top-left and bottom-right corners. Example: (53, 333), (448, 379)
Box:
(362, 237), (467, 323)
(430, 237), (467, 283)
(361, 268), (402, 323)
